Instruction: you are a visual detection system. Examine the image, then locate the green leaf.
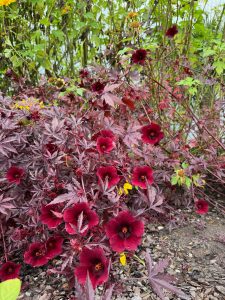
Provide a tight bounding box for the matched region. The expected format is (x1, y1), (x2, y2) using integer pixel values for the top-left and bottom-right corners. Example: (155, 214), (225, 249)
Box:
(202, 49), (216, 58)
(185, 177), (192, 189)
(117, 47), (133, 55)
(40, 18), (50, 26)
(171, 175), (178, 185)
(0, 279), (21, 300)
(213, 61), (225, 76)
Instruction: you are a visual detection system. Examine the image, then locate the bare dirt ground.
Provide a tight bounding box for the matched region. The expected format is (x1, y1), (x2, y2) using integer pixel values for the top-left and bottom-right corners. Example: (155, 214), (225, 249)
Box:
(18, 210), (225, 300)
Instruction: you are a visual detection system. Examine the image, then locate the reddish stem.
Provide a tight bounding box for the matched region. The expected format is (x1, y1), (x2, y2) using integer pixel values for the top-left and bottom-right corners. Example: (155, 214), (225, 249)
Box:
(0, 221), (8, 262)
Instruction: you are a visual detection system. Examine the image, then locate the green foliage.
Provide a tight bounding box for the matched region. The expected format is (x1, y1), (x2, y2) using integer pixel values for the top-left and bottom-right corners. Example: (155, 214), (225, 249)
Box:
(0, 0), (224, 93)
(0, 279), (21, 300)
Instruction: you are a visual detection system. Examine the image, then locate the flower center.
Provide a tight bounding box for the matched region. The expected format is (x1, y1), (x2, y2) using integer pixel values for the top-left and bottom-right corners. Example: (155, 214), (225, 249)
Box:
(14, 173), (20, 178)
(149, 131), (156, 139)
(177, 169), (185, 177)
(140, 175), (146, 182)
(122, 226), (128, 234)
(35, 250), (45, 257)
(119, 225), (131, 238)
(101, 144), (106, 150)
(95, 262), (103, 271)
(104, 174), (111, 181)
(7, 267), (13, 274)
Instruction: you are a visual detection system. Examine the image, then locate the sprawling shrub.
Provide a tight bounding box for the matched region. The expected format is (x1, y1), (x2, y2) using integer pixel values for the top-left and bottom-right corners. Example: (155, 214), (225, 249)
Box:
(0, 57), (224, 298)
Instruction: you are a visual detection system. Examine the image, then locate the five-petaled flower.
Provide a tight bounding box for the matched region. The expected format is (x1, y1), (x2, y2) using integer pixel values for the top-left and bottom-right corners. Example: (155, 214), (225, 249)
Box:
(74, 247), (109, 289)
(131, 49), (147, 65)
(131, 166), (154, 189)
(165, 25), (178, 38)
(46, 236), (64, 259)
(195, 199), (209, 215)
(96, 166), (121, 189)
(6, 166), (25, 185)
(91, 81), (106, 94)
(0, 261), (21, 281)
(141, 123), (164, 145)
(24, 242), (48, 267)
(79, 69), (89, 78)
(105, 211), (144, 252)
(40, 204), (64, 229)
(63, 202), (99, 235)
(93, 129), (115, 142)
(97, 136), (115, 154)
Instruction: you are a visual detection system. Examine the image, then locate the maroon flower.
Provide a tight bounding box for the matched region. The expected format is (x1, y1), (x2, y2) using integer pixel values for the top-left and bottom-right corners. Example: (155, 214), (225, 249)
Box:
(131, 166), (154, 189)
(24, 242), (48, 267)
(6, 166), (25, 185)
(105, 211), (144, 252)
(74, 247), (109, 289)
(79, 69), (89, 78)
(45, 142), (58, 154)
(195, 199), (209, 215)
(40, 204), (63, 229)
(0, 261), (21, 281)
(63, 202), (99, 235)
(92, 130), (115, 142)
(141, 123), (164, 145)
(46, 236), (64, 259)
(100, 130), (115, 140)
(96, 166), (121, 189)
(131, 49), (147, 65)
(97, 137), (115, 154)
(91, 81), (105, 94)
(166, 25), (178, 38)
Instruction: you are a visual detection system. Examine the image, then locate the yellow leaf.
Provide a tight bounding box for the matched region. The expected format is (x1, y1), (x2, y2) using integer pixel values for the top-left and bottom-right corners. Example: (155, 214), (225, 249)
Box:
(120, 252), (126, 266)
(0, 278), (21, 300)
(123, 182), (132, 195)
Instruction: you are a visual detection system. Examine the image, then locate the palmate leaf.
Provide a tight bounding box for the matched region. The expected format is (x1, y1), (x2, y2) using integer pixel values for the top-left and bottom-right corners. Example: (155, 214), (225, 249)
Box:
(145, 251), (189, 300)
(0, 279), (21, 300)
(84, 272), (95, 300)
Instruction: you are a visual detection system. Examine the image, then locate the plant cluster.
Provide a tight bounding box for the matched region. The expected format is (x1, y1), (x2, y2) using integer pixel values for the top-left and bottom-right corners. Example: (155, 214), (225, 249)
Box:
(0, 49), (224, 298)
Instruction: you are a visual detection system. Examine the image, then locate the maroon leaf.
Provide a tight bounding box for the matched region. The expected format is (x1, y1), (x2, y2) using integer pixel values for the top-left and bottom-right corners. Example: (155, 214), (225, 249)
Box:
(102, 284), (114, 300)
(145, 250), (189, 300)
(85, 271), (95, 300)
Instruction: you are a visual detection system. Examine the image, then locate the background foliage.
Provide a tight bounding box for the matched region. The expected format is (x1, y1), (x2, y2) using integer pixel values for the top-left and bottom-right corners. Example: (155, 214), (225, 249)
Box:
(0, 0), (224, 92)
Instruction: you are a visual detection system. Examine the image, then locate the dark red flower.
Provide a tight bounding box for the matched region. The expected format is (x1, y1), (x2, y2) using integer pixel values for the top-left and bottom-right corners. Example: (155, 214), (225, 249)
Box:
(96, 166), (121, 189)
(131, 49), (147, 65)
(40, 204), (63, 229)
(74, 247), (109, 289)
(91, 81), (105, 94)
(96, 137), (115, 154)
(79, 69), (89, 78)
(0, 261), (21, 281)
(195, 199), (209, 215)
(141, 123), (164, 145)
(46, 236), (64, 259)
(100, 130), (115, 140)
(166, 25), (178, 38)
(131, 166), (154, 189)
(92, 130), (115, 141)
(24, 242), (48, 267)
(6, 166), (25, 185)
(105, 211), (144, 252)
(45, 142), (58, 154)
(63, 202), (99, 235)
